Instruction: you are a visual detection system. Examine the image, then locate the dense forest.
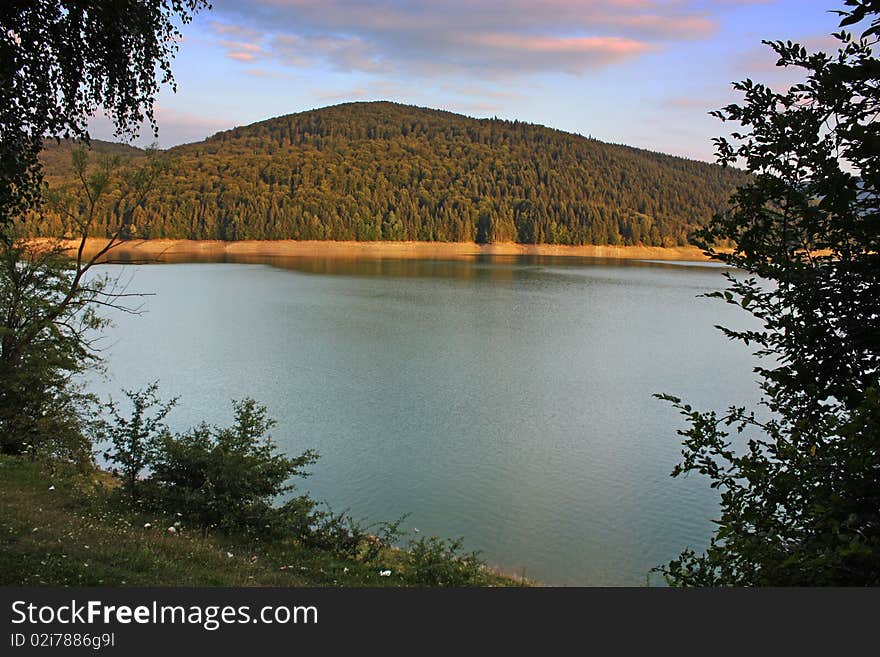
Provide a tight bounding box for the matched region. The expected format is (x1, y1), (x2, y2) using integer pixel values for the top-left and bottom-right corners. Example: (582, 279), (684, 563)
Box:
(32, 102), (747, 246)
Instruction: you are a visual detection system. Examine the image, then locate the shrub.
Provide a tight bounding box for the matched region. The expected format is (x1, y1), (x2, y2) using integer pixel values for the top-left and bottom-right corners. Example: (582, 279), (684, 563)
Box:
(404, 536), (485, 586)
(100, 382), (176, 501)
(302, 507), (407, 562)
(146, 398), (318, 535)
(300, 507), (367, 560)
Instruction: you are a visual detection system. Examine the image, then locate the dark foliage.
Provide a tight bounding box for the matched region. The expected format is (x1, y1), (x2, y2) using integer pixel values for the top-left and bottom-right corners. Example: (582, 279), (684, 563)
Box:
(100, 382), (177, 501)
(0, 0), (208, 227)
(0, 149), (164, 462)
(145, 398), (319, 536)
(302, 507), (407, 563)
(0, 235), (107, 462)
(404, 536), (485, 586)
(658, 0), (880, 586)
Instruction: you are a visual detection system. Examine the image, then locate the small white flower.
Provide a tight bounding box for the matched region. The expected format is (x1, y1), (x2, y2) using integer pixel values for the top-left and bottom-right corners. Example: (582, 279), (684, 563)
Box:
(48, 485), (55, 491)
(226, 552), (234, 558)
(143, 522), (152, 529)
(343, 567), (349, 573)
(167, 526), (177, 534)
(379, 569), (392, 577)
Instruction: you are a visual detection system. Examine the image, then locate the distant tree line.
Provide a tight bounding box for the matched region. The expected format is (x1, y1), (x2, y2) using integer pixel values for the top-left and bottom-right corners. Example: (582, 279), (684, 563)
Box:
(31, 102), (747, 246)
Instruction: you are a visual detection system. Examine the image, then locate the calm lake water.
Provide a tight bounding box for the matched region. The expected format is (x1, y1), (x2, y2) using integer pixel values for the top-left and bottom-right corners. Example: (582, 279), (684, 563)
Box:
(88, 255), (759, 586)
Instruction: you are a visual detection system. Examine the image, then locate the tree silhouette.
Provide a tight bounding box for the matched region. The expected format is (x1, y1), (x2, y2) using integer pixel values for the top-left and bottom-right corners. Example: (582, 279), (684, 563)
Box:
(658, 0), (880, 586)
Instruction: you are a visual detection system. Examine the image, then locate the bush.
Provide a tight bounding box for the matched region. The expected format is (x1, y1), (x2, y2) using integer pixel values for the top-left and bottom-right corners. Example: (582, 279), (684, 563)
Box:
(100, 382), (176, 501)
(299, 507), (367, 560)
(146, 398), (318, 535)
(302, 507), (407, 562)
(404, 536), (485, 586)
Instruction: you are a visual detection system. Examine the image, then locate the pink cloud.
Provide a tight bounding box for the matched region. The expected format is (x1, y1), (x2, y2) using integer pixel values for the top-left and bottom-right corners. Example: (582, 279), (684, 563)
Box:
(271, 33), (388, 72)
(226, 51), (258, 62)
(467, 33), (653, 72)
(218, 40), (263, 53)
(603, 13), (715, 39)
(208, 21), (262, 41)
(216, 38), (265, 62)
(206, 0), (738, 77)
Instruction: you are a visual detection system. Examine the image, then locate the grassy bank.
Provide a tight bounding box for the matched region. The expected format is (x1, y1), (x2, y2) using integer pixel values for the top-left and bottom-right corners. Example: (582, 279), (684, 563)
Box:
(0, 455), (521, 587)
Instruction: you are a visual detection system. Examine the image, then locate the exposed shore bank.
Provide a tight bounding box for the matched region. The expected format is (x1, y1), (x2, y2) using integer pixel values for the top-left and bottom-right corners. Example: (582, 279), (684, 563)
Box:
(34, 238), (712, 263)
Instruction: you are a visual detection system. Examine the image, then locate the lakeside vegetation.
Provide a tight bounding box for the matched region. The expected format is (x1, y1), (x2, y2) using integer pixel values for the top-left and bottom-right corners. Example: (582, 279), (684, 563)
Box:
(31, 102), (747, 248)
(0, 454), (518, 587)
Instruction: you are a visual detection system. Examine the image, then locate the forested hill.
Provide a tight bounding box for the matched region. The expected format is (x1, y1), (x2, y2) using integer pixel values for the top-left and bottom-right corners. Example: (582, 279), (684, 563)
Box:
(35, 101), (746, 246)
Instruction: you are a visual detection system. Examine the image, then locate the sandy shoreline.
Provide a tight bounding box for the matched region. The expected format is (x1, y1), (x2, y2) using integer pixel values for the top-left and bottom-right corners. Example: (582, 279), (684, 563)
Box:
(32, 238), (712, 262)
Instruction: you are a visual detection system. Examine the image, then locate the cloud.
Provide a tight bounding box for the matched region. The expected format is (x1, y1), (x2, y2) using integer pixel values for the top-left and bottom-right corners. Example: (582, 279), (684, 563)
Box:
(215, 35), (266, 62)
(271, 33), (389, 72)
(226, 51), (259, 62)
(461, 33), (655, 73)
(208, 21), (261, 41)
(206, 0), (724, 77)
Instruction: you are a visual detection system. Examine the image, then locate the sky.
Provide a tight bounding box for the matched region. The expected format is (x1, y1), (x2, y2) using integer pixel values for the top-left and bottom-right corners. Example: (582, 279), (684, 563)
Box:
(89, 0), (842, 163)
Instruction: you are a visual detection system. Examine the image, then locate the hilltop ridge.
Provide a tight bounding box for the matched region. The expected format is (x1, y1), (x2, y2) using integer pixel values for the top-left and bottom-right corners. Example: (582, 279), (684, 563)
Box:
(35, 101), (745, 246)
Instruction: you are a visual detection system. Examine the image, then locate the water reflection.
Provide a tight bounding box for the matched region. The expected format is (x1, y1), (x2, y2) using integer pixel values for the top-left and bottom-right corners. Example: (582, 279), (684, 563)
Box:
(109, 249), (727, 280)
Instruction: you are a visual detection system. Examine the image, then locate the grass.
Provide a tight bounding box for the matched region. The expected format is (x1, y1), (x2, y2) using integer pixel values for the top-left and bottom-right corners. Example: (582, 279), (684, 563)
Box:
(0, 454), (521, 587)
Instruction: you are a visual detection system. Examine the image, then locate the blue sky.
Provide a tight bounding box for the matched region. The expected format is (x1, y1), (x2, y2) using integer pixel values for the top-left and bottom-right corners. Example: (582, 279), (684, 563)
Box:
(90, 0), (840, 162)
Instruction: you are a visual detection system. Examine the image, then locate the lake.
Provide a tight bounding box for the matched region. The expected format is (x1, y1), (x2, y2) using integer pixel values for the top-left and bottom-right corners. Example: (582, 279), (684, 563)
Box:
(87, 255), (759, 586)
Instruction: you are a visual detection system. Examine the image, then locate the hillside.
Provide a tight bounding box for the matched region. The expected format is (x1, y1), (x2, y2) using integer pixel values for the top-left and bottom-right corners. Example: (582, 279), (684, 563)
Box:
(34, 101), (746, 246)
(38, 137), (147, 188)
